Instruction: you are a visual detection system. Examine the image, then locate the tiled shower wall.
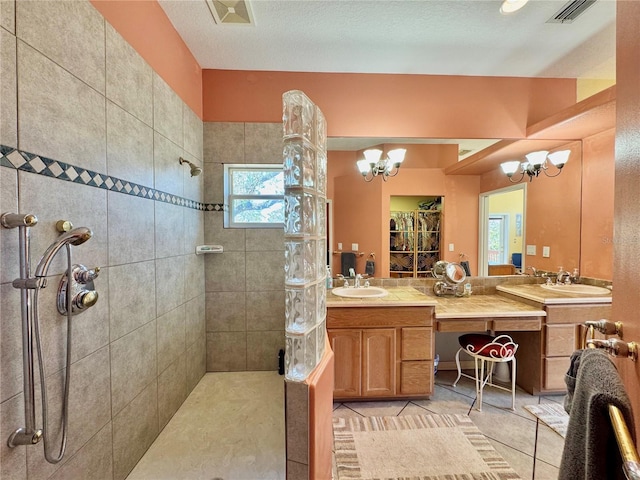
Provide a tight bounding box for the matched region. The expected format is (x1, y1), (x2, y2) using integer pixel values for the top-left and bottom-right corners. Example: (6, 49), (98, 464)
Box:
(203, 122), (286, 372)
(0, 2), (206, 480)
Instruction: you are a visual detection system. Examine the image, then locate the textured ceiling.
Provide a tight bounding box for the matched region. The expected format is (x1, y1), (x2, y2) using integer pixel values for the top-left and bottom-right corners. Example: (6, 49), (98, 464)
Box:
(159, 0), (616, 79)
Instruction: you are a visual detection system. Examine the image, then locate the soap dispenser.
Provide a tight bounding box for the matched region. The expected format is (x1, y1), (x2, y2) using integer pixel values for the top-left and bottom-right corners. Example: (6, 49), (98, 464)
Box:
(326, 266), (333, 289)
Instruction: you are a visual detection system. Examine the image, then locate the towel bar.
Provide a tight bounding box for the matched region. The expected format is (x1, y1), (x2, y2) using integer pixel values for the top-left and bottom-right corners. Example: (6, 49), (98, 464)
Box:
(609, 405), (640, 480)
(585, 337), (640, 480)
(332, 251), (364, 256)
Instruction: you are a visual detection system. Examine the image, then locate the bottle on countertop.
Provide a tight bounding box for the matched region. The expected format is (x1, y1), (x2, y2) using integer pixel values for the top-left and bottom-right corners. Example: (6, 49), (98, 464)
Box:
(326, 266), (333, 289)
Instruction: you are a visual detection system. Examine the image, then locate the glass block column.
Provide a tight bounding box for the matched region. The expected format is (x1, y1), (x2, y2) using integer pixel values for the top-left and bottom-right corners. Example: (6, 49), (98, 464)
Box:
(283, 90), (327, 382)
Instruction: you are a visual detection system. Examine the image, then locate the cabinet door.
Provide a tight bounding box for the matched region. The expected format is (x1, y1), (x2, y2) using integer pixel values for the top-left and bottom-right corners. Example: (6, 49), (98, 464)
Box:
(328, 329), (362, 397)
(362, 329), (396, 397)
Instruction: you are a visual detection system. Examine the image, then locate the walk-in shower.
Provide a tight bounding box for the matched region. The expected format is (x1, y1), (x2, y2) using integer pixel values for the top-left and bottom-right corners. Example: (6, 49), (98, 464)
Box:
(1, 212), (99, 464)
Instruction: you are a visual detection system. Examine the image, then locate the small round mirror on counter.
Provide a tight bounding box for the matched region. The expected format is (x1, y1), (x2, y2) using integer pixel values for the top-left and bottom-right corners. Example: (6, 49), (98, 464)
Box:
(432, 260), (448, 280)
(444, 262), (467, 284)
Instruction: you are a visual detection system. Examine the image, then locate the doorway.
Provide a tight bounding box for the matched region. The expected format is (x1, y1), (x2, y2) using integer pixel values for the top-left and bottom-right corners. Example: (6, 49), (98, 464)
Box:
(478, 184), (526, 276)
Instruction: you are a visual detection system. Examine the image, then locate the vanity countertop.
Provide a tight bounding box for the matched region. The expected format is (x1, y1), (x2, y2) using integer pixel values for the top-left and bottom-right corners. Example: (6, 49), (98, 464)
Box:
(433, 294), (546, 318)
(327, 286), (437, 307)
(496, 284), (612, 305)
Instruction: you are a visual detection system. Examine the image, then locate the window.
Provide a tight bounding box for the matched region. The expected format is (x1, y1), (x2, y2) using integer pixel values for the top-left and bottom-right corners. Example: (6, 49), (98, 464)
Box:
(224, 164), (284, 228)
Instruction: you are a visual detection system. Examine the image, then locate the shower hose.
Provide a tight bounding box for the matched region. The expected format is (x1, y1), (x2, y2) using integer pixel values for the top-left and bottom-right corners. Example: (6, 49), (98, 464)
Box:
(32, 243), (73, 464)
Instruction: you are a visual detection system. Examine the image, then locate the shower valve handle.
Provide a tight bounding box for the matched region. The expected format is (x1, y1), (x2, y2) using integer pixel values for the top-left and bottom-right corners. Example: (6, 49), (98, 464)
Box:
(76, 290), (98, 309)
(75, 266), (100, 284)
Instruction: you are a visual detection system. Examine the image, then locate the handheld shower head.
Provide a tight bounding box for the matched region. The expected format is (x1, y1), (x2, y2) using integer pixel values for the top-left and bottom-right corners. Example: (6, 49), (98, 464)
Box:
(35, 227), (93, 278)
(179, 157), (202, 177)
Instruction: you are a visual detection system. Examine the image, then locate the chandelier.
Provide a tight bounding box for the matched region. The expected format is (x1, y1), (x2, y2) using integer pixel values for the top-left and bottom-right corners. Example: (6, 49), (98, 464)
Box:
(356, 148), (406, 182)
(500, 150), (570, 183)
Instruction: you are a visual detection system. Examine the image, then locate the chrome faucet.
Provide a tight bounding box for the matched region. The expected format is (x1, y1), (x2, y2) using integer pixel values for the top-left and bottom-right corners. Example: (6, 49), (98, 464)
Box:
(556, 267), (572, 284)
(355, 273), (362, 288)
(526, 266), (537, 276)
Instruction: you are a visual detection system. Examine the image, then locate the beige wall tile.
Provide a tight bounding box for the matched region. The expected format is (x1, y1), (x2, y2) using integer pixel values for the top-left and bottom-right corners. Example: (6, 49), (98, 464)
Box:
(18, 172), (108, 278)
(185, 293), (205, 347)
(245, 251), (285, 291)
(16, 0), (105, 93)
(158, 356), (186, 430)
(107, 191), (155, 266)
(112, 381), (158, 480)
(0, 167), (19, 284)
(27, 346), (112, 480)
(153, 73), (183, 147)
(49, 423), (113, 480)
(246, 290), (285, 331)
(204, 251), (246, 292)
(153, 132), (184, 197)
(183, 104), (203, 160)
(285, 381), (309, 465)
(17, 42), (106, 172)
(246, 227), (285, 251)
(155, 256), (185, 317)
(205, 291), (246, 331)
(0, 0), (15, 33)
(186, 336), (206, 392)
(0, 284), (21, 402)
(203, 122), (244, 164)
(204, 211), (245, 250)
(183, 209), (205, 258)
(206, 332), (246, 371)
(1, 29), (17, 147)
(287, 460), (309, 480)
(155, 201), (184, 259)
(105, 23), (153, 126)
(244, 123), (282, 164)
(184, 254), (205, 301)
(157, 305), (185, 374)
(0, 394), (26, 480)
(106, 101), (154, 187)
(247, 331), (284, 371)
(110, 321), (157, 416)
(203, 161), (223, 204)
(109, 261), (156, 342)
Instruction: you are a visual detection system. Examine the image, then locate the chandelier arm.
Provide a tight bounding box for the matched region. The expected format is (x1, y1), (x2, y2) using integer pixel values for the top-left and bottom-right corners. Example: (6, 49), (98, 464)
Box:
(508, 171), (526, 183)
(542, 167), (563, 178)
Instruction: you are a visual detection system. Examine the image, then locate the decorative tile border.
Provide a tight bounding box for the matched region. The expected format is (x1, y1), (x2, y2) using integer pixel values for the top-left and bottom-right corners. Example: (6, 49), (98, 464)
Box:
(0, 145), (224, 212)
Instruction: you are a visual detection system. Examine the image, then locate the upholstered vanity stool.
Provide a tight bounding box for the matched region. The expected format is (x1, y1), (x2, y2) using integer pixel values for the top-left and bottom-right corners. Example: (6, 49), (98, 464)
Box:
(452, 333), (519, 411)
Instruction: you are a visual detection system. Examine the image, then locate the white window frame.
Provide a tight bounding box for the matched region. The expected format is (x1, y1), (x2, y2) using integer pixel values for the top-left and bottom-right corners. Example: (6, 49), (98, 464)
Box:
(223, 163), (284, 228)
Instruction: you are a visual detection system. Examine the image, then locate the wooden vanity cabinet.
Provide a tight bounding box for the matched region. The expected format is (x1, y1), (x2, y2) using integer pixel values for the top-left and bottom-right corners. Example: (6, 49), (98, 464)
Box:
(511, 303), (612, 394)
(327, 306), (434, 400)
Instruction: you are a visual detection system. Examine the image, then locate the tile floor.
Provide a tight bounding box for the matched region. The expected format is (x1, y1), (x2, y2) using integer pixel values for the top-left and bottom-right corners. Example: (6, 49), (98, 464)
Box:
(127, 369), (565, 480)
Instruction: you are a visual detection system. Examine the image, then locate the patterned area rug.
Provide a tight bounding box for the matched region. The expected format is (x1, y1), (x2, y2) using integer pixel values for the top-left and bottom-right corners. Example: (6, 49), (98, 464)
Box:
(524, 403), (569, 438)
(333, 414), (521, 479)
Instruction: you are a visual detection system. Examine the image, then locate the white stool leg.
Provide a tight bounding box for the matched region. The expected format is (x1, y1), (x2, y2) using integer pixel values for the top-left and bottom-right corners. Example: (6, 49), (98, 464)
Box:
(510, 357), (517, 411)
(476, 357), (485, 412)
(452, 348), (463, 387)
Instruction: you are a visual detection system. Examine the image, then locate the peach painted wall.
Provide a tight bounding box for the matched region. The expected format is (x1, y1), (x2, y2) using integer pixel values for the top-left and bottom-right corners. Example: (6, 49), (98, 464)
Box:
(581, 129), (615, 280)
(613, 0), (640, 439)
(91, 0), (203, 117)
(203, 70), (576, 139)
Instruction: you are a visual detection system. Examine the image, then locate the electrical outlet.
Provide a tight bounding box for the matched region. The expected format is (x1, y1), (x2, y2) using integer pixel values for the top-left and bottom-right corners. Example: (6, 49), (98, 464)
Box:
(542, 246), (550, 258)
(352, 243), (359, 251)
(526, 245), (536, 256)
(337, 243), (342, 251)
(449, 243), (455, 252)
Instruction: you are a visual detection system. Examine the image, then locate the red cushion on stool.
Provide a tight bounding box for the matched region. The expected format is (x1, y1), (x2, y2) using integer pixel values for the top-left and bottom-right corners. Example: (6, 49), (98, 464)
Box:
(458, 333), (515, 358)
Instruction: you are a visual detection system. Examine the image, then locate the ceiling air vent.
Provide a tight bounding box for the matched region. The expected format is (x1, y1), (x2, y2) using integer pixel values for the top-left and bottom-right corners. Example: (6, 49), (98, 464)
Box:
(206, 0), (254, 25)
(546, 0), (597, 24)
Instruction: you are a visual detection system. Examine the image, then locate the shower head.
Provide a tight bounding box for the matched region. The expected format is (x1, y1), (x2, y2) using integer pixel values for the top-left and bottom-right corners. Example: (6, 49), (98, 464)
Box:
(34, 227), (93, 278)
(179, 157), (202, 177)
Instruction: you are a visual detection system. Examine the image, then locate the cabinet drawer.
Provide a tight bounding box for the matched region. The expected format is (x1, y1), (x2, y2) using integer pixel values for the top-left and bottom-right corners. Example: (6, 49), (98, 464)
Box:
(401, 327), (432, 360)
(544, 357), (570, 391)
(400, 361), (433, 395)
(436, 319), (488, 332)
(545, 304), (612, 325)
(545, 324), (577, 357)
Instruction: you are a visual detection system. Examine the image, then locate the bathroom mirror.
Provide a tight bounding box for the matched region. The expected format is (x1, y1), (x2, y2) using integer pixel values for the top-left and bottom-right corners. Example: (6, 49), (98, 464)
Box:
(445, 263), (467, 284)
(328, 134), (612, 280)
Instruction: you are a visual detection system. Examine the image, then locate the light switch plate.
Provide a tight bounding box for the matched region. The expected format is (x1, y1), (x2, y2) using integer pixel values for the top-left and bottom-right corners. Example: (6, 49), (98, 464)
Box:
(542, 246), (550, 258)
(526, 245), (536, 255)
(337, 242), (342, 250)
(449, 243), (455, 251)
(352, 243), (358, 251)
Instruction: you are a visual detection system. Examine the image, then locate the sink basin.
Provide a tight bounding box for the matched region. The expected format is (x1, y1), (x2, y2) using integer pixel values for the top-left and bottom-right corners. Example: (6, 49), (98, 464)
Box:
(540, 284), (611, 295)
(331, 286), (389, 298)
